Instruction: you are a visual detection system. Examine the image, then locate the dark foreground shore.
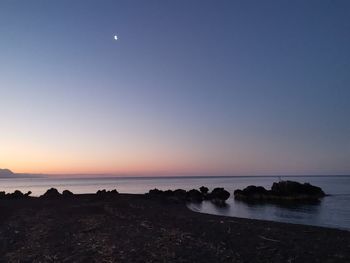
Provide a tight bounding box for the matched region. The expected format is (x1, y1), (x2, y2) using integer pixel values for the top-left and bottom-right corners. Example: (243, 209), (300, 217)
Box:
(0, 194), (349, 263)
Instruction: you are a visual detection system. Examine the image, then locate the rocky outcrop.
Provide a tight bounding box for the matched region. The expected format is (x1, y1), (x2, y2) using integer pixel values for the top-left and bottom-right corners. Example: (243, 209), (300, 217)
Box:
(199, 186), (209, 195)
(62, 190), (74, 197)
(271, 181), (325, 198)
(96, 189), (119, 198)
(173, 189), (187, 200)
(41, 188), (61, 198)
(0, 190), (32, 199)
(234, 186), (269, 200)
(208, 188), (230, 202)
(187, 189), (203, 202)
(147, 187), (231, 204)
(148, 188), (164, 196)
(234, 181), (326, 201)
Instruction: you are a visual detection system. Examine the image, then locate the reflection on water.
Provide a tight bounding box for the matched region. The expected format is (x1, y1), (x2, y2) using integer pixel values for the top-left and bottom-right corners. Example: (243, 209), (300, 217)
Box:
(187, 176), (350, 231)
(188, 196), (350, 230)
(0, 175), (349, 230)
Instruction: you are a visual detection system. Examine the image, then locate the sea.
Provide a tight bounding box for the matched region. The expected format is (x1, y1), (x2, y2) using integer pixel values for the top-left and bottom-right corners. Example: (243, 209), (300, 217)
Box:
(0, 175), (349, 231)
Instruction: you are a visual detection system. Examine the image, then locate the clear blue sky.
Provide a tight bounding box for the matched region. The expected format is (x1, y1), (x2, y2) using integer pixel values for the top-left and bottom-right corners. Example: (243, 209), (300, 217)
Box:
(0, 0), (349, 175)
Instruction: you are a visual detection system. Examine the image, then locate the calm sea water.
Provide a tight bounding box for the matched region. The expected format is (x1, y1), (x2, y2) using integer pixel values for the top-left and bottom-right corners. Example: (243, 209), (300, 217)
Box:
(0, 176), (349, 230)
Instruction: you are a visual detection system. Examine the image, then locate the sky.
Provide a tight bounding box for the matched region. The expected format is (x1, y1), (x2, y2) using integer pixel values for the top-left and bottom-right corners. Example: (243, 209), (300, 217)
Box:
(0, 0), (349, 176)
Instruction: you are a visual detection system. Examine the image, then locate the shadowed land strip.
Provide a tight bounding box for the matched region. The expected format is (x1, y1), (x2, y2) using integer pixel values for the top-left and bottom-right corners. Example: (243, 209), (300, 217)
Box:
(0, 194), (349, 263)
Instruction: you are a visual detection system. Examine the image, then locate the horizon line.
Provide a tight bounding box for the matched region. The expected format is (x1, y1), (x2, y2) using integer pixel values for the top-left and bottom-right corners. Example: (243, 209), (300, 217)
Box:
(10, 173), (350, 179)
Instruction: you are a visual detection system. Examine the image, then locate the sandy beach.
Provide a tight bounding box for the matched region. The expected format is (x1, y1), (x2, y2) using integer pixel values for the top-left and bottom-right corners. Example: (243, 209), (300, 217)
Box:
(0, 193), (349, 263)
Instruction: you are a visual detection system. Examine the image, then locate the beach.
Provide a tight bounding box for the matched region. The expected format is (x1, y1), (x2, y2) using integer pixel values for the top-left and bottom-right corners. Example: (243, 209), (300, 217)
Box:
(0, 193), (349, 262)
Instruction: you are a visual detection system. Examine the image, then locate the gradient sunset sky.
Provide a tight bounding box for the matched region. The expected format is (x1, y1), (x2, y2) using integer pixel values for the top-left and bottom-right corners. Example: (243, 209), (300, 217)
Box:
(1, 0), (349, 176)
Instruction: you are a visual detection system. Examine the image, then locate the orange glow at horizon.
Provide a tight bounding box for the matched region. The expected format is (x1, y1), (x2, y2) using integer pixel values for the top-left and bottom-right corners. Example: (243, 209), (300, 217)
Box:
(1, 124), (349, 176)
(0, 129), (252, 176)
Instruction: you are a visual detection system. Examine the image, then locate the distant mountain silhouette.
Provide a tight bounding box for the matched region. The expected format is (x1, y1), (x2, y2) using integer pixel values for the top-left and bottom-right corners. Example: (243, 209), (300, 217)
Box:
(0, 168), (15, 177)
(0, 169), (42, 178)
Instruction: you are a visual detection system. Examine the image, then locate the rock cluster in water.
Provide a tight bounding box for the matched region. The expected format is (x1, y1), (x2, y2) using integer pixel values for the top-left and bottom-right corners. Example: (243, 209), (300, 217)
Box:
(41, 188), (76, 198)
(96, 189), (119, 198)
(234, 180), (326, 201)
(147, 186), (230, 204)
(0, 190), (32, 199)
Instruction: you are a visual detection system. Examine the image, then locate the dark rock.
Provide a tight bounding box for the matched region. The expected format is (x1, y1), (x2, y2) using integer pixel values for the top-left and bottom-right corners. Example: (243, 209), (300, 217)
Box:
(0, 190), (31, 199)
(271, 181), (325, 198)
(62, 190), (74, 197)
(41, 188), (61, 198)
(164, 190), (174, 196)
(96, 189), (119, 198)
(199, 186), (209, 195)
(234, 186), (269, 200)
(146, 187), (230, 204)
(173, 189), (187, 199)
(148, 188), (164, 196)
(11, 190), (24, 199)
(97, 189), (107, 195)
(147, 189), (188, 203)
(209, 188), (230, 201)
(234, 181), (326, 201)
(186, 189), (203, 202)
